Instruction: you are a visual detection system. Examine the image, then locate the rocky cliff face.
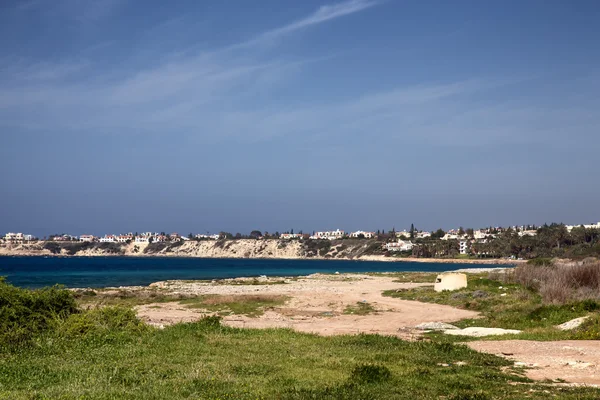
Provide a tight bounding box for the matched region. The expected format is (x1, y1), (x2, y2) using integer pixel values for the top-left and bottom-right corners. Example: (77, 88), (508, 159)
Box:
(0, 239), (384, 260)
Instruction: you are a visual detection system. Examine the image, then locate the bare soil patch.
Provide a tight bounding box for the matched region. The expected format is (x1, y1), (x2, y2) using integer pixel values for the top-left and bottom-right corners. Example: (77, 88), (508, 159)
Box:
(468, 340), (600, 386)
(134, 273), (478, 338)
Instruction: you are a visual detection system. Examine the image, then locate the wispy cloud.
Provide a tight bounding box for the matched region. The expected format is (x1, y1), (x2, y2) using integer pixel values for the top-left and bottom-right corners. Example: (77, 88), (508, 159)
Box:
(1, 0), (597, 152)
(253, 0), (379, 44)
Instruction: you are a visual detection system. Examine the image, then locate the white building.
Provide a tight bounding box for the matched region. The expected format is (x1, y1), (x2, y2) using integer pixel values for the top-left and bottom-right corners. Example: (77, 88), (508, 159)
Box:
(416, 231), (431, 239)
(473, 230), (487, 240)
(196, 234), (221, 240)
(459, 240), (469, 255)
(386, 240), (414, 252)
(518, 230), (538, 237)
(79, 235), (95, 242)
(350, 231), (375, 239)
(310, 229), (345, 240)
(116, 235), (133, 243)
(280, 233), (303, 240)
(441, 233), (460, 241)
(99, 235), (116, 243)
(4, 233), (20, 241)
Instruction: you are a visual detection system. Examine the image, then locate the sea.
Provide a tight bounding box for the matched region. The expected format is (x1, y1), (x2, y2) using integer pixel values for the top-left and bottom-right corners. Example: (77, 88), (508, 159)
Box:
(0, 256), (507, 289)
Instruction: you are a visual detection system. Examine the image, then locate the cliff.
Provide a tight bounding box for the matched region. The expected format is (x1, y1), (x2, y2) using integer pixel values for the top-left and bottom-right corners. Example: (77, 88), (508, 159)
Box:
(0, 239), (384, 260)
(0, 239), (519, 264)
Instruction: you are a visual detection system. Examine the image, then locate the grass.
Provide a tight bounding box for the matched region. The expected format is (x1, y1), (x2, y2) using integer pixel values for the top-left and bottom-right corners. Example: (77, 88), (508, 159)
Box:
(74, 288), (196, 308)
(179, 294), (289, 317)
(1, 279), (600, 398)
(344, 301), (376, 315)
(367, 272), (439, 283)
(2, 317), (600, 399)
(76, 290), (289, 318)
(382, 274), (600, 341)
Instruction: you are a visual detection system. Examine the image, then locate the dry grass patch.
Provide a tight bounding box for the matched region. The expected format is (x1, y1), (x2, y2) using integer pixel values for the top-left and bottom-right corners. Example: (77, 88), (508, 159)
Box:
(503, 260), (600, 304)
(180, 294), (289, 317)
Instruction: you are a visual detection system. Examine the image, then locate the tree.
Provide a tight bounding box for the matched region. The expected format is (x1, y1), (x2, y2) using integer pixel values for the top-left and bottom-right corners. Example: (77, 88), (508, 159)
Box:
(291, 229), (294, 235)
(466, 228), (474, 237)
(410, 223), (415, 239)
(432, 229), (445, 239)
(188, 233), (193, 239)
(250, 230), (262, 239)
(458, 227), (465, 236)
(235, 233), (242, 239)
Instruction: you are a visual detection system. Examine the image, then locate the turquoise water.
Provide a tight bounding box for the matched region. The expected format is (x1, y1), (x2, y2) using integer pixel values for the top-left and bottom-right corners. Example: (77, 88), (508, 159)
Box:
(0, 256), (507, 288)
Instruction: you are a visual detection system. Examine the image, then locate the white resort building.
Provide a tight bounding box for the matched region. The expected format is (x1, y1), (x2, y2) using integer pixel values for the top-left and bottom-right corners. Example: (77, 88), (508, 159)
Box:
(99, 235), (116, 243)
(310, 229), (345, 240)
(386, 240), (414, 252)
(280, 233), (303, 240)
(349, 231), (375, 239)
(459, 240), (469, 255)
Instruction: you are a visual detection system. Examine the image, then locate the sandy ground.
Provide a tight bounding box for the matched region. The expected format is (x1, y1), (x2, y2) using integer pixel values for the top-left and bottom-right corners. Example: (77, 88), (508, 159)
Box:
(135, 274), (478, 339)
(132, 274), (599, 386)
(468, 340), (600, 386)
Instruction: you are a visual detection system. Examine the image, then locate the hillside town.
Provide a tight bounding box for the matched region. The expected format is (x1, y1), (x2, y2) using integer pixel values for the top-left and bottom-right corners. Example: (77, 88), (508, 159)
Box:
(3, 221), (599, 258)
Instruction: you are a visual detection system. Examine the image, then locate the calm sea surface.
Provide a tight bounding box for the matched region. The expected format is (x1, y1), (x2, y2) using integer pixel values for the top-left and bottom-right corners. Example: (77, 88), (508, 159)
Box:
(0, 256), (507, 288)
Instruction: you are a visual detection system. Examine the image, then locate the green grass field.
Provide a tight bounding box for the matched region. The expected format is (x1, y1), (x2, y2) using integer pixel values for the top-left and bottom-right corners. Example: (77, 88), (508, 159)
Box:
(2, 316), (600, 399)
(2, 273), (600, 399)
(383, 274), (600, 341)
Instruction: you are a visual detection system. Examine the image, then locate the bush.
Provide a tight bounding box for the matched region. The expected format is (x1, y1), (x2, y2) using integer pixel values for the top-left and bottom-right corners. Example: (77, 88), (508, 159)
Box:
(43, 241), (62, 254)
(349, 364), (392, 384)
(572, 313), (600, 340)
(0, 278), (78, 346)
(509, 261), (600, 304)
(58, 306), (148, 338)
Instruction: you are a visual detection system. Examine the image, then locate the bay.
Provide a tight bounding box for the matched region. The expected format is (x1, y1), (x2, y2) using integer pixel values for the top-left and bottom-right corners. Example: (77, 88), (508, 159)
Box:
(0, 256), (506, 288)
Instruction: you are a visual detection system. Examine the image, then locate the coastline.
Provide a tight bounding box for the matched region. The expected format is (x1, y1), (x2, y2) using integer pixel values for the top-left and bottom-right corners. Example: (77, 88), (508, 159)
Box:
(0, 251), (519, 265)
(0, 239), (521, 265)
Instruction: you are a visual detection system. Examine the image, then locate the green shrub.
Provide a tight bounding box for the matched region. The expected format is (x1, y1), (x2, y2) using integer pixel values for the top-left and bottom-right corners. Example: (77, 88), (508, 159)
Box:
(349, 364), (392, 384)
(572, 313), (600, 340)
(0, 278), (77, 346)
(43, 241), (62, 254)
(58, 306), (148, 338)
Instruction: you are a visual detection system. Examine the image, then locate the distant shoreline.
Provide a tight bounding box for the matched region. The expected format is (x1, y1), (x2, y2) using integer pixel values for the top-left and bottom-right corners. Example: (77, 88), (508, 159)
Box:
(0, 239), (521, 266)
(0, 252), (518, 265)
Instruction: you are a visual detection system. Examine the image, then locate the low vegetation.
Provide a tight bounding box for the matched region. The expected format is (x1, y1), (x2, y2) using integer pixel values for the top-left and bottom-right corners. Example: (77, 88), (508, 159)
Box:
(76, 289), (288, 317)
(383, 262), (600, 341)
(180, 294), (288, 317)
(2, 279), (600, 397)
(344, 301), (376, 315)
(505, 259), (600, 303)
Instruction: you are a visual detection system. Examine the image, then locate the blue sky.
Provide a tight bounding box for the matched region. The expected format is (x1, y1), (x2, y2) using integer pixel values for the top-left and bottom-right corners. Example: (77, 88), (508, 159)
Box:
(1, 0), (599, 237)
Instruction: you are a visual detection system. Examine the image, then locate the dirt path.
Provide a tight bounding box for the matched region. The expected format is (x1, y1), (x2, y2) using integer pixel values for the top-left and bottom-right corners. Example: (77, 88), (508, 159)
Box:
(135, 274), (478, 338)
(468, 340), (600, 386)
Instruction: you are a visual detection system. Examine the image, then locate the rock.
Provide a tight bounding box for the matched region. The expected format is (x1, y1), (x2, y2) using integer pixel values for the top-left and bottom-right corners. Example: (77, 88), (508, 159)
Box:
(434, 273), (467, 292)
(415, 322), (460, 331)
(443, 327), (522, 337)
(471, 290), (489, 299)
(450, 292), (468, 300)
(556, 316), (589, 331)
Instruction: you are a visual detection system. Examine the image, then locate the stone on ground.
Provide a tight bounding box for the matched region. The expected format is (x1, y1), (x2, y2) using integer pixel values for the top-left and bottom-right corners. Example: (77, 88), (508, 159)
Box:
(414, 322), (460, 330)
(556, 316), (589, 331)
(443, 327), (521, 337)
